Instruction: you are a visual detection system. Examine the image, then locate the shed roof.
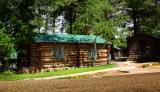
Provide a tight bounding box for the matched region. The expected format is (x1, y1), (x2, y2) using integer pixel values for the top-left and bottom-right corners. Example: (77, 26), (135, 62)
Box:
(33, 33), (111, 44)
(113, 46), (125, 51)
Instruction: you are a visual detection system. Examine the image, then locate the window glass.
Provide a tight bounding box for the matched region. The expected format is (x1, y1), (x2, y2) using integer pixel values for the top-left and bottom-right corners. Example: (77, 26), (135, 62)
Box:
(89, 48), (96, 59)
(53, 47), (64, 59)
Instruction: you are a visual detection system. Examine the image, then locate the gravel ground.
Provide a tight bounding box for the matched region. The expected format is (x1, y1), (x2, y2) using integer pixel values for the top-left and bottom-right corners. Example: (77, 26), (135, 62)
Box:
(0, 73), (160, 92)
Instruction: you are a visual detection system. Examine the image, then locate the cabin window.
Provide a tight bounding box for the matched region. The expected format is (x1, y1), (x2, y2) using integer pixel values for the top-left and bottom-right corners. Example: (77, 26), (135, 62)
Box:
(89, 48), (96, 59)
(53, 47), (64, 59)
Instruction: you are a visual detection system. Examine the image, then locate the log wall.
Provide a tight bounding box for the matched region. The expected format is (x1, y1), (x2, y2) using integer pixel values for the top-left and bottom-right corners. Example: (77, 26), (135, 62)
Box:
(127, 34), (160, 61)
(29, 43), (110, 69)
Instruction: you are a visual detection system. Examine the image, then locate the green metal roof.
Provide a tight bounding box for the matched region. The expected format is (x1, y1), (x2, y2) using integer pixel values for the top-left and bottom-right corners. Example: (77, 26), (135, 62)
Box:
(33, 33), (111, 44)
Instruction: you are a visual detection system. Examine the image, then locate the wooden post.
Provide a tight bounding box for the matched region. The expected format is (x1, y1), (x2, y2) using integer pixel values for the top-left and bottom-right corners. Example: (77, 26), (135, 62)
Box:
(92, 36), (97, 66)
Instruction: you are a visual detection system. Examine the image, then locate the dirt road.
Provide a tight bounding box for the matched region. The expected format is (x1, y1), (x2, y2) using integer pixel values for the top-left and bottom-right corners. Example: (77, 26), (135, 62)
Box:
(0, 73), (160, 92)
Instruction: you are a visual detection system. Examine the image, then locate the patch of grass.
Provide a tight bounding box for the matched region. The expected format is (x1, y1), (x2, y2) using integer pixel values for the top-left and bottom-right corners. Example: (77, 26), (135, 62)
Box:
(0, 64), (116, 81)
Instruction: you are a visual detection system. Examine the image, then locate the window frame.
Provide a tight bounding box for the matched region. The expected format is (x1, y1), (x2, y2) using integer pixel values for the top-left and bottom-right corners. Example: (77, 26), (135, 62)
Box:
(53, 46), (64, 59)
(89, 47), (97, 59)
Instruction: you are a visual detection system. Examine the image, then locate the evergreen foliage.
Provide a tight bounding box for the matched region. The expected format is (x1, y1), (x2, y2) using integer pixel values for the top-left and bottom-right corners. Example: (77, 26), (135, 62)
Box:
(0, 0), (159, 60)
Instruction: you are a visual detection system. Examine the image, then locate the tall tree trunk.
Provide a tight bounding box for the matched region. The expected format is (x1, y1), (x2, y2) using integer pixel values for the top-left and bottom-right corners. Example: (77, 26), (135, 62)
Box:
(45, 17), (48, 34)
(70, 21), (73, 34)
(69, 6), (76, 34)
(52, 18), (55, 33)
(69, 9), (73, 34)
(133, 7), (138, 35)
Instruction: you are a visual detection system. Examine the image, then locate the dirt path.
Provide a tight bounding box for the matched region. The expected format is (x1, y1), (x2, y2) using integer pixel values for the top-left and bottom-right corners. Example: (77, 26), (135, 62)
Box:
(112, 61), (160, 74)
(32, 61), (160, 80)
(0, 73), (160, 92)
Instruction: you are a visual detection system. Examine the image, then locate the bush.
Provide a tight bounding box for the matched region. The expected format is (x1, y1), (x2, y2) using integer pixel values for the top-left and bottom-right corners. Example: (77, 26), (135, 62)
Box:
(1, 70), (14, 75)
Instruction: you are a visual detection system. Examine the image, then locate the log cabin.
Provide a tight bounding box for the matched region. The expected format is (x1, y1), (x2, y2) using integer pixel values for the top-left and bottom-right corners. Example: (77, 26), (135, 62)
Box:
(29, 33), (112, 71)
(127, 33), (160, 61)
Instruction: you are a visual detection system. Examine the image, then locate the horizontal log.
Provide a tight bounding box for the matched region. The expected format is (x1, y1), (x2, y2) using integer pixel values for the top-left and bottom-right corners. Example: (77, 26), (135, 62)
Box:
(41, 55), (53, 57)
(40, 48), (52, 50)
(66, 56), (77, 59)
(97, 58), (107, 61)
(41, 53), (53, 56)
(40, 56), (54, 58)
(42, 62), (74, 65)
(98, 53), (107, 56)
(40, 58), (54, 62)
(98, 56), (107, 59)
(30, 58), (37, 60)
(99, 51), (108, 53)
(40, 46), (53, 48)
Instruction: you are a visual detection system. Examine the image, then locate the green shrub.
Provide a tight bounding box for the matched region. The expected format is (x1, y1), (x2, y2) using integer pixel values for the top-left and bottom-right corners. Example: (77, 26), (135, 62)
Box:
(1, 70), (14, 75)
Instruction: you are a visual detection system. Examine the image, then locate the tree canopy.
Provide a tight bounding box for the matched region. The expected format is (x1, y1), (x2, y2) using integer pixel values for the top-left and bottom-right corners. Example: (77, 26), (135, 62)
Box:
(111, 0), (160, 35)
(0, 0), (159, 60)
(0, 0), (35, 51)
(0, 23), (14, 60)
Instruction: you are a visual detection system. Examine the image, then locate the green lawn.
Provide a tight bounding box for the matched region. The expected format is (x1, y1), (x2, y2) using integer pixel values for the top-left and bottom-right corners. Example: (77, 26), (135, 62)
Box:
(0, 64), (116, 81)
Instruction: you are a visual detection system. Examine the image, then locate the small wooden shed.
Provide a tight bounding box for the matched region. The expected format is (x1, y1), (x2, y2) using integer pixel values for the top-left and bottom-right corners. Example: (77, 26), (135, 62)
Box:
(111, 46), (127, 61)
(127, 33), (160, 61)
(29, 34), (111, 70)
